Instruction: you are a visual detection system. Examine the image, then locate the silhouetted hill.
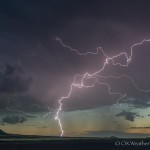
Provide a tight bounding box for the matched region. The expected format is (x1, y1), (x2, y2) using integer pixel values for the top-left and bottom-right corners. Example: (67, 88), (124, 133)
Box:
(0, 129), (8, 135)
(0, 129), (60, 139)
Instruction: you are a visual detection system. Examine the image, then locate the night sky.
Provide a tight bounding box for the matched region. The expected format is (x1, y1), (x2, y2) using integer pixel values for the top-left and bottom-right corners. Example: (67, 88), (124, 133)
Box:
(0, 0), (150, 137)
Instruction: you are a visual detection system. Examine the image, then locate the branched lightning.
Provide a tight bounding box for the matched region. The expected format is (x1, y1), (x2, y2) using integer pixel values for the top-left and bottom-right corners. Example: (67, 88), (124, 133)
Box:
(56, 38), (99, 55)
(55, 38), (150, 137)
(6, 100), (40, 118)
(6, 100), (64, 119)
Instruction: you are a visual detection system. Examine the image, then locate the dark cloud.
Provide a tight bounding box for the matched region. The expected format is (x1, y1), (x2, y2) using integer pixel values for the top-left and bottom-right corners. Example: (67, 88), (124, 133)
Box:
(2, 115), (27, 124)
(6, 95), (45, 112)
(1, 0), (150, 37)
(0, 64), (32, 94)
(129, 127), (150, 129)
(0, 0), (150, 113)
(115, 110), (137, 122)
(0, 94), (41, 111)
(26, 115), (37, 118)
(26, 124), (36, 126)
(83, 130), (150, 138)
(36, 126), (47, 128)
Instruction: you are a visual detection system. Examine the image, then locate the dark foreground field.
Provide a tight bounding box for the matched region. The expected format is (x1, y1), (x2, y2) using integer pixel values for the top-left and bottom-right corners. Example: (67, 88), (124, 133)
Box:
(0, 130), (149, 150)
(0, 137), (150, 150)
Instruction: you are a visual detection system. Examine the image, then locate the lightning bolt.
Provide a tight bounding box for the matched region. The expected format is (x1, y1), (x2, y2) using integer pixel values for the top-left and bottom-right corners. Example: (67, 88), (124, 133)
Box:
(55, 38), (150, 137)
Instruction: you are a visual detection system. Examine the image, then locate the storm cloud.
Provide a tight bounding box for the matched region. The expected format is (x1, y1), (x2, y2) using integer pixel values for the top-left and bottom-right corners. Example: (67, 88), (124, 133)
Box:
(116, 110), (137, 122)
(0, 64), (32, 94)
(129, 126), (150, 129)
(2, 115), (27, 124)
(83, 130), (150, 138)
(0, 0), (150, 112)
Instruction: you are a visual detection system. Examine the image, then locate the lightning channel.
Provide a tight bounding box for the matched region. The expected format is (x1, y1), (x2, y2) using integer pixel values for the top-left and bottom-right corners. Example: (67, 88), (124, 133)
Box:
(55, 38), (150, 137)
